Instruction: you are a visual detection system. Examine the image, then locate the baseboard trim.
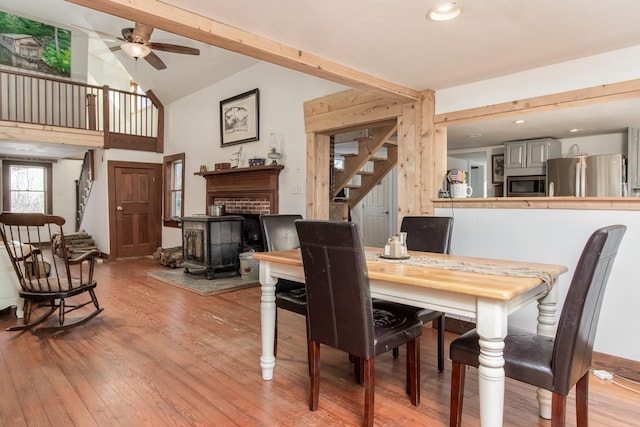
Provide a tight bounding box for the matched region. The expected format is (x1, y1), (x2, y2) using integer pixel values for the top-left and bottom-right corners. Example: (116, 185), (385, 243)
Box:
(593, 351), (640, 382)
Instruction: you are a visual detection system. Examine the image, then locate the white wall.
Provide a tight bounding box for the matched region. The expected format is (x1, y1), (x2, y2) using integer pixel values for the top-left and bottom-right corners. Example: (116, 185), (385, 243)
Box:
(85, 38), (133, 91)
(436, 45), (640, 362)
(161, 62), (346, 247)
(558, 132), (626, 156)
(436, 207), (639, 362)
(52, 159), (82, 234)
(437, 45), (640, 113)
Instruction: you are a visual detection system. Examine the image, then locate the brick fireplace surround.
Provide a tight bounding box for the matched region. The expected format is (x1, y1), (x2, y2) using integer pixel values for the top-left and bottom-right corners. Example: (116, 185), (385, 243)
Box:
(196, 165), (284, 215)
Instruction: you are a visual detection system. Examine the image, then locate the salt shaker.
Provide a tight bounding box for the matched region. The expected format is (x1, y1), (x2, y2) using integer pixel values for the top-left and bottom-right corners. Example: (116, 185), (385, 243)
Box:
(390, 236), (401, 258)
(384, 238), (392, 256)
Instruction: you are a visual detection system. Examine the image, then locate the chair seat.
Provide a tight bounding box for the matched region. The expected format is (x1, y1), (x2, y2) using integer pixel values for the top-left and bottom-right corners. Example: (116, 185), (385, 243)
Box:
(371, 308), (423, 356)
(450, 326), (554, 390)
(372, 299), (443, 323)
(275, 279), (307, 315)
(22, 277), (91, 294)
(372, 299), (446, 371)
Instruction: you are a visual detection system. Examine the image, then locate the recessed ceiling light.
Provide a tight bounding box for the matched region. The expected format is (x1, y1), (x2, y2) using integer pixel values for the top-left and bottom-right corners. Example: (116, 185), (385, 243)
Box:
(513, 119), (526, 124)
(426, 3), (463, 21)
(569, 128), (581, 133)
(468, 133), (482, 138)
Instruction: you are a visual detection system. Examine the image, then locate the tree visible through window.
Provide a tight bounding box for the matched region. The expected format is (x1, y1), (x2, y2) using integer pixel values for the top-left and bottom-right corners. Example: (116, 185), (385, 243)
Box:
(163, 153), (185, 227)
(2, 160), (53, 213)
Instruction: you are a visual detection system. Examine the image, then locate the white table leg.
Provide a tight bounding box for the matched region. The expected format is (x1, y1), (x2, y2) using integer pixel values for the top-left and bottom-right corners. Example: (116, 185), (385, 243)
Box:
(259, 262), (277, 380)
(476, 299), (508, 427)
(536, 281), (559, 419)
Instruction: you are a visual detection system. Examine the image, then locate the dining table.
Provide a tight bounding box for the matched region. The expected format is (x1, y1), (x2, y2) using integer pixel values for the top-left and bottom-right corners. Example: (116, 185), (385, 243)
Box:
(252, 247), (567, 427)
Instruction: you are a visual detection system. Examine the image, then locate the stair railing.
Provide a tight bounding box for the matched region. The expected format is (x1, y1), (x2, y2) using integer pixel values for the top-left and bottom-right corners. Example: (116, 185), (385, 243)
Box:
(75, 150), (94, 230)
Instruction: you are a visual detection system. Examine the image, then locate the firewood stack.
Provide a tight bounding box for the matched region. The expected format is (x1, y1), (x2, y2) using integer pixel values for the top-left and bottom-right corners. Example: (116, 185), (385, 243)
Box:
(153, 246), (183, 268)
(52, 230), (98, 258)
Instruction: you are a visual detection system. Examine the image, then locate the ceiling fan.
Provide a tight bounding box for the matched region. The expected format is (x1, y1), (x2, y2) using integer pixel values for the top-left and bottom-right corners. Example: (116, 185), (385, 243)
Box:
(108, 23), (200, 70)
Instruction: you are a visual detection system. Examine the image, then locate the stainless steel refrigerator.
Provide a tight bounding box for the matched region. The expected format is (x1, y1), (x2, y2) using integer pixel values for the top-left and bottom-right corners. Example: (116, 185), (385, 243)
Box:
(546, 154), (626, 197)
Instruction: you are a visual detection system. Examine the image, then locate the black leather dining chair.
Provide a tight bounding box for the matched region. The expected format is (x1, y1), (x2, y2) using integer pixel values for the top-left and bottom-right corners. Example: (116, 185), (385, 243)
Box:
(259, 214), (306, 356)
(449, 224), (626, 427)
(373, 215), (453, 372)
(296, 220), (423, 427)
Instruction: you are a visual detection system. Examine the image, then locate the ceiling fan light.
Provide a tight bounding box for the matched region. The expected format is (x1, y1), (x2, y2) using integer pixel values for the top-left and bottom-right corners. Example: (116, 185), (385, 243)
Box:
(427, 3), (463, 21)
(120, 42), (151, 59)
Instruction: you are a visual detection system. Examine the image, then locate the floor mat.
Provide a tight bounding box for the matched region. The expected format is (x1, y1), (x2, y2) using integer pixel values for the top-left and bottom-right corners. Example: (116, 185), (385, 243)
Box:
(147, 268), (259, 296)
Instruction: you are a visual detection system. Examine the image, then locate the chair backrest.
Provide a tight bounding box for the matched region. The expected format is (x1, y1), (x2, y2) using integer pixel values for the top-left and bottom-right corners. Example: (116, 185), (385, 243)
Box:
(552, 224), (626, 394)
(295, 220), (376, 359)
(0, 212), (73, 293)
(400, 216), (453, 254)
(260, 214), (303, 252)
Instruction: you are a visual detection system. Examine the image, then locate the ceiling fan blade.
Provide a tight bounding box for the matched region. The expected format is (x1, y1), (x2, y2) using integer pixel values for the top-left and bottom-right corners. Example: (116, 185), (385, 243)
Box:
(144, 51), (167, 70)
(110, 45), (122, 52)
(121, 27), (134, 42)
(148, 42), (200, 56)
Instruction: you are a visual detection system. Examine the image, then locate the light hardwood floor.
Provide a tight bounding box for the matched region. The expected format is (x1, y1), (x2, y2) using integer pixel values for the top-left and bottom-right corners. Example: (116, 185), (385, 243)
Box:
(0, 257), (638, 426)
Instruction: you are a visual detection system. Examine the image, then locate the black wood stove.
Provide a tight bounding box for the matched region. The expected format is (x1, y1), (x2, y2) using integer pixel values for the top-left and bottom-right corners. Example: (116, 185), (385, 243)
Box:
(181, 215), (243, 279)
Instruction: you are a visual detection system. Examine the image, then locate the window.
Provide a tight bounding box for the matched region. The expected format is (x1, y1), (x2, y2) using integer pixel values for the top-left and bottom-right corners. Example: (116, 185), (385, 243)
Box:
(163, 153), (185, 227)
(2, 160), (53, 213)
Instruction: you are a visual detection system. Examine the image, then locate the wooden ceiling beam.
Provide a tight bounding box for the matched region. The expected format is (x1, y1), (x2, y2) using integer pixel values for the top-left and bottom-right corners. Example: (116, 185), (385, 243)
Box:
(66, 0), (420, 102)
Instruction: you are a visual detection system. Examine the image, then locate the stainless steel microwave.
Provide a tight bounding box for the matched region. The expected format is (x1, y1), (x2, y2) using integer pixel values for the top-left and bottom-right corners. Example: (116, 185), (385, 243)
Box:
(506, 175), (546, 197)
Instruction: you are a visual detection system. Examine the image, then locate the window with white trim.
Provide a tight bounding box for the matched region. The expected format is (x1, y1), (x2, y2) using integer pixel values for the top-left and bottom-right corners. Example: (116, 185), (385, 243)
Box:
(2, 160), (52, 213)
(163, 153), (185, 227)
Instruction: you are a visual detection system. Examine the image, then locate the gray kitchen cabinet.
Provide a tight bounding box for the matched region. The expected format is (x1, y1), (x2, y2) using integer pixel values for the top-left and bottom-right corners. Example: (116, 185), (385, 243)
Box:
(504, 141), (527, 168)
(627, 127), (640, 193)
(505, 138), (561, 170)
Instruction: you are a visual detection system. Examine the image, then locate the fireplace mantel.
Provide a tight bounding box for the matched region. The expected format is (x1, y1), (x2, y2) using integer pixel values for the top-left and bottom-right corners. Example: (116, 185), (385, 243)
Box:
(196, 165), (284, 214)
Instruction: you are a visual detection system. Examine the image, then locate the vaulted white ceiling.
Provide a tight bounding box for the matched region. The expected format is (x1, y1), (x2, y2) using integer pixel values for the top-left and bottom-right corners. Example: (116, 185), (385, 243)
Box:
(160, 0), (640, 92)
(7, 0), (640, 102)
(3, 0), (640, 157)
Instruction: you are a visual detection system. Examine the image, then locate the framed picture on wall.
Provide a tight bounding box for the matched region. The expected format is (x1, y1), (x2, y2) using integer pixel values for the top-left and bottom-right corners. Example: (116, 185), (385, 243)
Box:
(220, 88), (260, 146)
(492, 154), (504, 184)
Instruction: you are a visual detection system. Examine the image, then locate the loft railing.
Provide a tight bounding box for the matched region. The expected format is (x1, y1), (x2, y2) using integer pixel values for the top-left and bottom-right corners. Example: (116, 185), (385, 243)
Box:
(0, 69), (162, 151)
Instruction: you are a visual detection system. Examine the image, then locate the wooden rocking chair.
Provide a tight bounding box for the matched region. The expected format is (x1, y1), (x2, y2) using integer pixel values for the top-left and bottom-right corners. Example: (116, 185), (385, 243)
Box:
(0, 212), (103, 333)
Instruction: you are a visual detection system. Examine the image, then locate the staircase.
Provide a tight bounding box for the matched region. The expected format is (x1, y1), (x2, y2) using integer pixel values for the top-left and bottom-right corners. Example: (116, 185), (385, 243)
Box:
(332, 123), (398, 213)
(75, 150), (94, 231)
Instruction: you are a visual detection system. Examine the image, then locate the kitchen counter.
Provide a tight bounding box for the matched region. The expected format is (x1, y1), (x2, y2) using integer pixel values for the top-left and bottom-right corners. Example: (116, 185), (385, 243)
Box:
(432, 196), (640, 211)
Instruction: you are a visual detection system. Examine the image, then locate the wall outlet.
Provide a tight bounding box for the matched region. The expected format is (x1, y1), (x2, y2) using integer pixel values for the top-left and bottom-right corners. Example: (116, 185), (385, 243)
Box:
(291, 184), (304, 194)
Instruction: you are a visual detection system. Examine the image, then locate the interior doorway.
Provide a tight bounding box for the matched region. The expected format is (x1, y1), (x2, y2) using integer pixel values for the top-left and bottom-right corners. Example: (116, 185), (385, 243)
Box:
(353, 168), (397, 247)
(107, 161), (162, 258)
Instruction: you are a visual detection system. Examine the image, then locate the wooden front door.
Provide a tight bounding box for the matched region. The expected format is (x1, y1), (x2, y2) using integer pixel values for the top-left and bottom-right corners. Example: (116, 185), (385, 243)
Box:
(108, 161), (162, 259)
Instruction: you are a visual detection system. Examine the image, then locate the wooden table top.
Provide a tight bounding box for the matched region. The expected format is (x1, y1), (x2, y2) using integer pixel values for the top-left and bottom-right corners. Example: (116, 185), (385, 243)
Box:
(253, 248), (568, 301)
